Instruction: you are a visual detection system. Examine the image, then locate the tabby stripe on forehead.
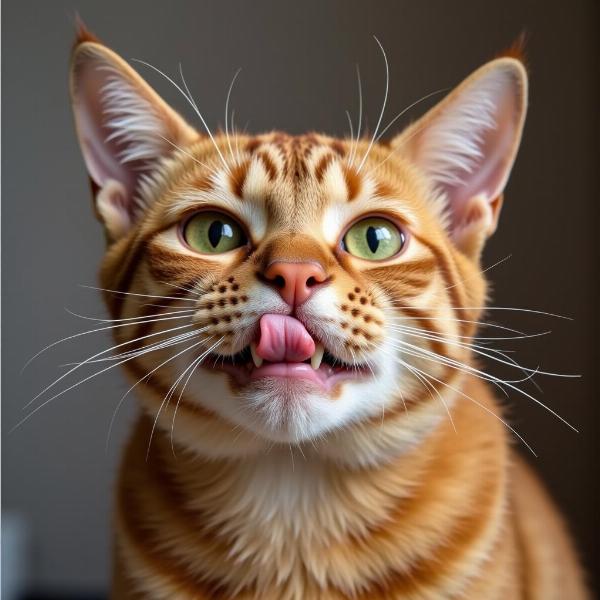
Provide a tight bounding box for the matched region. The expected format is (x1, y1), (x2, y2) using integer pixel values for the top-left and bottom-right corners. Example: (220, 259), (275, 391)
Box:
(229, 160), (250, 198)
(343, 165), (362, 201)
(374, 181), (395, 199)
(314, 153), (334, 183)
(329, 139), (346, 157)
(244, 138), (261, 154)
(256, 150), (278, 181)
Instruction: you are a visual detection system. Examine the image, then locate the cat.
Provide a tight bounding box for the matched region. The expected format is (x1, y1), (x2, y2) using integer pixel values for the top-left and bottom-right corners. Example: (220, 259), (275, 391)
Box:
(69, 25), (588, 599)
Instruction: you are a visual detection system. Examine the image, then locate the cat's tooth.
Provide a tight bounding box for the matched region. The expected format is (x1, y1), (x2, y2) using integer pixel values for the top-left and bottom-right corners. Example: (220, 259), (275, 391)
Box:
(311, 343), (325, 370)
(250, 343), (263, 368)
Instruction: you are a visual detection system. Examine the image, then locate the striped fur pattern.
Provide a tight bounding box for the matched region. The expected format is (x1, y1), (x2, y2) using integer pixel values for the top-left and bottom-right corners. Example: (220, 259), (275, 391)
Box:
(69, 34), (588, 599)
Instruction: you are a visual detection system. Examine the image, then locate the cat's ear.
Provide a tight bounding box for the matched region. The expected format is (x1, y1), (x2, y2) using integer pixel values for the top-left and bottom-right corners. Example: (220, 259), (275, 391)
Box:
(69, 30), (198, 241)
(391, 57), (527, 258)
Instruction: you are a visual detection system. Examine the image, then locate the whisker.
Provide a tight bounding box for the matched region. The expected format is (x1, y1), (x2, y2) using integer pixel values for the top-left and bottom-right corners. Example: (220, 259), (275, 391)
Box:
(178, 63), (231, 174)
(169, 336), (225, 456)
(225, 68), (242, 166)
(22, 312), (195, 373)
(142, 302), (197, 310)
(386, 301), (572, 320)
(374, 87), (449, 144)
(389, 339), (511, 399)
(158, 280), (201, 296)
(357, 36), (389, 173)
(400, 355), (456, 432)
(388, 322), (548, 392)
(366, 111), (439, 173)
(11, 325), (208, 434)
(105, 337), (208, 452)
(231, 109), (243, 165)
(158, 135), (219, 175)
(387, 314), (528, 336)
(382, 344), (537, 455)
(131, 59), (231, 174)
(350, 63), (363, 167)
(22, 322), (201, 409)
(145, 336), (223, 458)
(388, 321), (549, 342)
(65, 328), (203, 366)
(389, 339), (579, 432)
(65, 307), (195, 324)
(444, 254), (512, 291)
(80, 284), (197, 303)
(345, 109), (354, 149)
(388, 324), (568, 378)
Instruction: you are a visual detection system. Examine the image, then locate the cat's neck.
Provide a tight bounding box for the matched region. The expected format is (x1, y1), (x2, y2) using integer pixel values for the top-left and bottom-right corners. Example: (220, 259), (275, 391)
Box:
(116, 377), (511, 598)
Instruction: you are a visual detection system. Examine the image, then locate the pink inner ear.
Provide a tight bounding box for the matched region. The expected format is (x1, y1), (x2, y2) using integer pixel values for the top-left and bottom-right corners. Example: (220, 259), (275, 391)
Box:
(444, 86), (521, 230)
(404, 62), (526, 235)
(73, 61), (137, 198)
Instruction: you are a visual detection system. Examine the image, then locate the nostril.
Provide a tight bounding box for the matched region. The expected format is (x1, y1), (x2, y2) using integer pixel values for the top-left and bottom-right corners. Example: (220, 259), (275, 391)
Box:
(273, 274), (286, 289)
(262, 261), (328, 306)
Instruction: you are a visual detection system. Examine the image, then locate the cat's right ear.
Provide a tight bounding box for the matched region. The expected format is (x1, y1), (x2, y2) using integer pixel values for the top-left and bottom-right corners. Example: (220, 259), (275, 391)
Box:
(69, 27), (198, 241)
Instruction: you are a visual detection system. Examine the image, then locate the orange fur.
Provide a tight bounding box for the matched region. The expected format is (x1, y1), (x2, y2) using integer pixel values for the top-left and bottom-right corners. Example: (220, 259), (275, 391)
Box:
(68, 36), (588, 599)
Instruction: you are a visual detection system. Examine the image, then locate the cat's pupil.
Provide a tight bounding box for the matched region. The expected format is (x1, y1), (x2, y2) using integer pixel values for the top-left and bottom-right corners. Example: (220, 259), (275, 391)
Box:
(208, 220), (224, 248)
(366, 226), (380, 253)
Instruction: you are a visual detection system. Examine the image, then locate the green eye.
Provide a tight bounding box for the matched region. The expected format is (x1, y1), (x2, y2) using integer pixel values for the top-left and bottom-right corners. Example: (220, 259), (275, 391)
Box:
(342, 217), (405, 260)
(183, 211), (247, 254)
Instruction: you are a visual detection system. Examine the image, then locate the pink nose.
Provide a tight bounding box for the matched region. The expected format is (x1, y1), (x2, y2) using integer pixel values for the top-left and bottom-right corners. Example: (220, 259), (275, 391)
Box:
(263, 261), (327, 307)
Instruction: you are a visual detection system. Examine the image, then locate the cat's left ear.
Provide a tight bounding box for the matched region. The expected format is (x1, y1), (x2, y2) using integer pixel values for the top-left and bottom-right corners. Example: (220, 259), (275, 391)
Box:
(391, 57), (527, 258)
(69, 29), (198, 241)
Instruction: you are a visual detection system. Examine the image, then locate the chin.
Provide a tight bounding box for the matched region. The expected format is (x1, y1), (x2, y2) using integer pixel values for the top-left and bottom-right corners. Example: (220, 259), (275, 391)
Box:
(234, 378), (340, 443)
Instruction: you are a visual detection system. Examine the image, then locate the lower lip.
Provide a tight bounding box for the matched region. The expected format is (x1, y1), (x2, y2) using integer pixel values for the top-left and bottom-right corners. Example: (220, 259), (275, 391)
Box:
(207, 361), (366, 391)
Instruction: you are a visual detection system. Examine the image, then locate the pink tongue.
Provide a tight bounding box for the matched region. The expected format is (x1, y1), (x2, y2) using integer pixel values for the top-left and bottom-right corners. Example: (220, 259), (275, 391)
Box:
(256, 314), (315, 363)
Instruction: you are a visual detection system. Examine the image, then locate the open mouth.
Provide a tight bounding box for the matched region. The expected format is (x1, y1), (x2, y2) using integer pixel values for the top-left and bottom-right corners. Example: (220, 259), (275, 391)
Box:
(203, 314), (370, 391)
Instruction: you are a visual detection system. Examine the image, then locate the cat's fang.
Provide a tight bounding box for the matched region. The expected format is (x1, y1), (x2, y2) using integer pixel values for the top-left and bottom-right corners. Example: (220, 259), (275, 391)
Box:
(250, 343), (263, 368)
(311, 343), (325, 370)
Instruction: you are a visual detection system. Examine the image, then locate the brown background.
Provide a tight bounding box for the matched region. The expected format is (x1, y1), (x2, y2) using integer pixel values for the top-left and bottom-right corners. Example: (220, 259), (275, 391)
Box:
(3, 0), (598, 596)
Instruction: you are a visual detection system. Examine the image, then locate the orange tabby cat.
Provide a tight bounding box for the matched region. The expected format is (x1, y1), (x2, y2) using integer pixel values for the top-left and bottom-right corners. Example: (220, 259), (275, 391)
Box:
(69, 27), (588, 599)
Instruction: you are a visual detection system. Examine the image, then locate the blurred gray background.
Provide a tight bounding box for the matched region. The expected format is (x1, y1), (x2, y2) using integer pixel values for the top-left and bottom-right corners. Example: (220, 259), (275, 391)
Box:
(3, 0), (598, 597)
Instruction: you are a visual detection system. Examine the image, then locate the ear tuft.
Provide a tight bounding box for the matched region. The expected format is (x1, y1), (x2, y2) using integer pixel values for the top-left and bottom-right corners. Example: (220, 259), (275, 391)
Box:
(72, 14), (101, 48)
(495, 32), (529, 69)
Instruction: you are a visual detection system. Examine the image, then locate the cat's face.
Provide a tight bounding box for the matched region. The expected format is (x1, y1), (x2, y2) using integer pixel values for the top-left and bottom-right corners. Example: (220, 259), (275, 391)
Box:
(70, 33), (526, 464)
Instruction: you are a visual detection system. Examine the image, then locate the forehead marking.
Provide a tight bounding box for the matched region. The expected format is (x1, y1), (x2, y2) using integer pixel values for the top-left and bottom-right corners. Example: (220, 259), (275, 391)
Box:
(315, 154), (335, 183)
(243, 157), (272, 203)
(343, 165), (362, 201)
(322, 160), (348, 204)
(229, 160), (250, 198)
(256, 151), (278, 181)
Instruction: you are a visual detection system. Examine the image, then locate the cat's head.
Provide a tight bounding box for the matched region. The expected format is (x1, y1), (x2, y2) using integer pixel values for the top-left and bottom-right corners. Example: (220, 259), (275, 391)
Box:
(70, 31), (527, 465)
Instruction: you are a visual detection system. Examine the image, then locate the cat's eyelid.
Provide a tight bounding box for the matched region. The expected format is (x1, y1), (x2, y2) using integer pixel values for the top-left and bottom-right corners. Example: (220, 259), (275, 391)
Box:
(162, 191), (267, 242)
(163, 192), (243, 221)
(322, 200), (417, 246)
